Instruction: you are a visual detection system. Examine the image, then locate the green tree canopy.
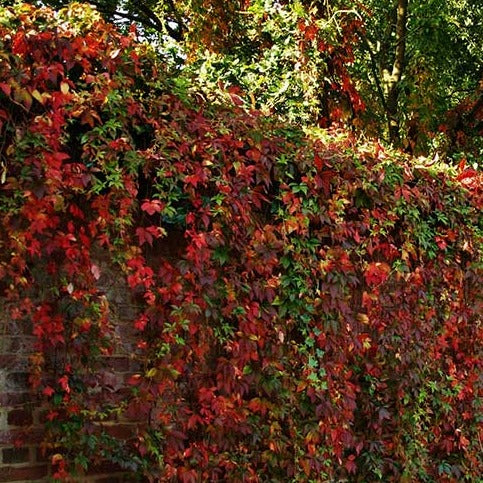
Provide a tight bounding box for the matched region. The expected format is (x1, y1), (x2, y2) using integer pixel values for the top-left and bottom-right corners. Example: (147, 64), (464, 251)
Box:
(31, 0), (482, 159)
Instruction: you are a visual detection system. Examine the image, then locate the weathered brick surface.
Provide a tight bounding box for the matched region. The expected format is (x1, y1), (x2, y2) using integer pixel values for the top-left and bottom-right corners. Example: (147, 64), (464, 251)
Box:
(86, 462), (125, 475)
(93, 477), (128, 483)
(0, 254), (142, 481)
(0, 392), (32, 407)
(0, 428), (44, 445)
(0, 465), (49, 482)
(7, 409), (33, 427)
(2, 447), (31, 464)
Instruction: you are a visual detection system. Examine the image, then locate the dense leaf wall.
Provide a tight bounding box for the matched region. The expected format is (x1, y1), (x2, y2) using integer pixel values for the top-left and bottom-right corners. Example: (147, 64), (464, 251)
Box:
(0, 4), (481, 481)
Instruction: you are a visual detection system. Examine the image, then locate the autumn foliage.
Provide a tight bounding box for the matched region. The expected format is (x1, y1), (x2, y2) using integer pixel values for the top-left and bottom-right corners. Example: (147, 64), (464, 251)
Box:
(0, 4), (481, 481)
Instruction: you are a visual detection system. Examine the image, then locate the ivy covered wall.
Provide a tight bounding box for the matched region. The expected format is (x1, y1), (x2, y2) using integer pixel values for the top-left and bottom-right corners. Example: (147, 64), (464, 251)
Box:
(0, 4), (481, 481)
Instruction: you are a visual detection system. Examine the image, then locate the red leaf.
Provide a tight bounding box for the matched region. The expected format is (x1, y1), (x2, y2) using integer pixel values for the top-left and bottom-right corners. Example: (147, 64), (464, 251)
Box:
(134, 314), (148, 331)
(46, 411), (59, 421)
(136, 226), (153, 246)
(364, 262), (390, 286)
(304, 24), (318, 41)
(0, 82), (11, 96)
(141, 199), (164, 215)
(319, 169), (336, 196)
(247, 149), (261, 161)
(90, 264), (101, 280)
(345, 455), (357, 474)
(43, 386), (55, 397)
(128, 374), (142, 386)
(58, 375), (70, 393)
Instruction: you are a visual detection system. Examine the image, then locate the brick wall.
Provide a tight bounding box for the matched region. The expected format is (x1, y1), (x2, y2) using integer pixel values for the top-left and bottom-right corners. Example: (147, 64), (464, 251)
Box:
(0, 253), (144, 482)
(0, 308), (47, 482)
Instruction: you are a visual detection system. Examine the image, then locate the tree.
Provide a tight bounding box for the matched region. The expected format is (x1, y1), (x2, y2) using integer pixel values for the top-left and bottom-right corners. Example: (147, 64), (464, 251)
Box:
(352, 0), (482, 156)
(32, 0), (482, 158)
(33, 0), (240, 44)
(32, 0), (364, 126)
(181, 1), (365, 126)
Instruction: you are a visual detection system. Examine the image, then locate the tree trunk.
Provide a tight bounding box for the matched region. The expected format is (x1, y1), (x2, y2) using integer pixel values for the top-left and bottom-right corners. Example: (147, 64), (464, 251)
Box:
(383, 0), (409, 144)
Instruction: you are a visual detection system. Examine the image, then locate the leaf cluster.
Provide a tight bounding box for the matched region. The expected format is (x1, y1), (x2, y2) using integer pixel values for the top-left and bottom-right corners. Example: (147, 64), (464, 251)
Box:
(0, 4), (481, 481)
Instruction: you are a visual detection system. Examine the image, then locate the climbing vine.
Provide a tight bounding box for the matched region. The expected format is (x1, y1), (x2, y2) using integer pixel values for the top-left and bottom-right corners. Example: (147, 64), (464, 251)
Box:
(0, 4), (481, 481)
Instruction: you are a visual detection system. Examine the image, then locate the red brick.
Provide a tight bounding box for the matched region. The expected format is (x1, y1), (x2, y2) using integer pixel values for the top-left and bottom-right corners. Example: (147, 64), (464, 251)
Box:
(6, 372), (30, 391)
(35, 446), (49, 463)
(0, 465), (48, 482)
(4, 319), (33, 336)
(116, 324), (137, 340)
(128, 360), (142, 372)
(4, 337), (36, 354)
(0, 355), (19, 367)
(33, 408), (48, 425)
(0, 392), (32, 406)
(2, 446), (31, 464)
(0, 427), (44, 445)
(94, 476), (127, 483)
(8, 408), (33, 426)
(102, 423), (137, 439)
(87, 461), (123, 475)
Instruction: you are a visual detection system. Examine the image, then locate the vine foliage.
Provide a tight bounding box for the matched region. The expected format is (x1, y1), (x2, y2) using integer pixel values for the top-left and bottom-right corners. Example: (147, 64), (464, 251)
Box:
(0, 4), (481, 481)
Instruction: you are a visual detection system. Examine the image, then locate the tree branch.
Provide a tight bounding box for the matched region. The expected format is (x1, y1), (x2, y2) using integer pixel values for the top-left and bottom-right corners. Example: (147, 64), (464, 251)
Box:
(391, 0), (408, 83)
(385, 0), (409, 143)
(164, 0), (187, 33)
(86, 0), (185, 42)
(86, 1), (157, 29)
(357, 30), (388, 113)
(133, 0), (166, 34)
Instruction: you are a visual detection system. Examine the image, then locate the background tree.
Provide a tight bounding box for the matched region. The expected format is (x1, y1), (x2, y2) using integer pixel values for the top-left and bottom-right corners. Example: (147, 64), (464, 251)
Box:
(352, 0), (482, 157)
(181, 1), (365, 126)
(31, 0), (482, 159)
